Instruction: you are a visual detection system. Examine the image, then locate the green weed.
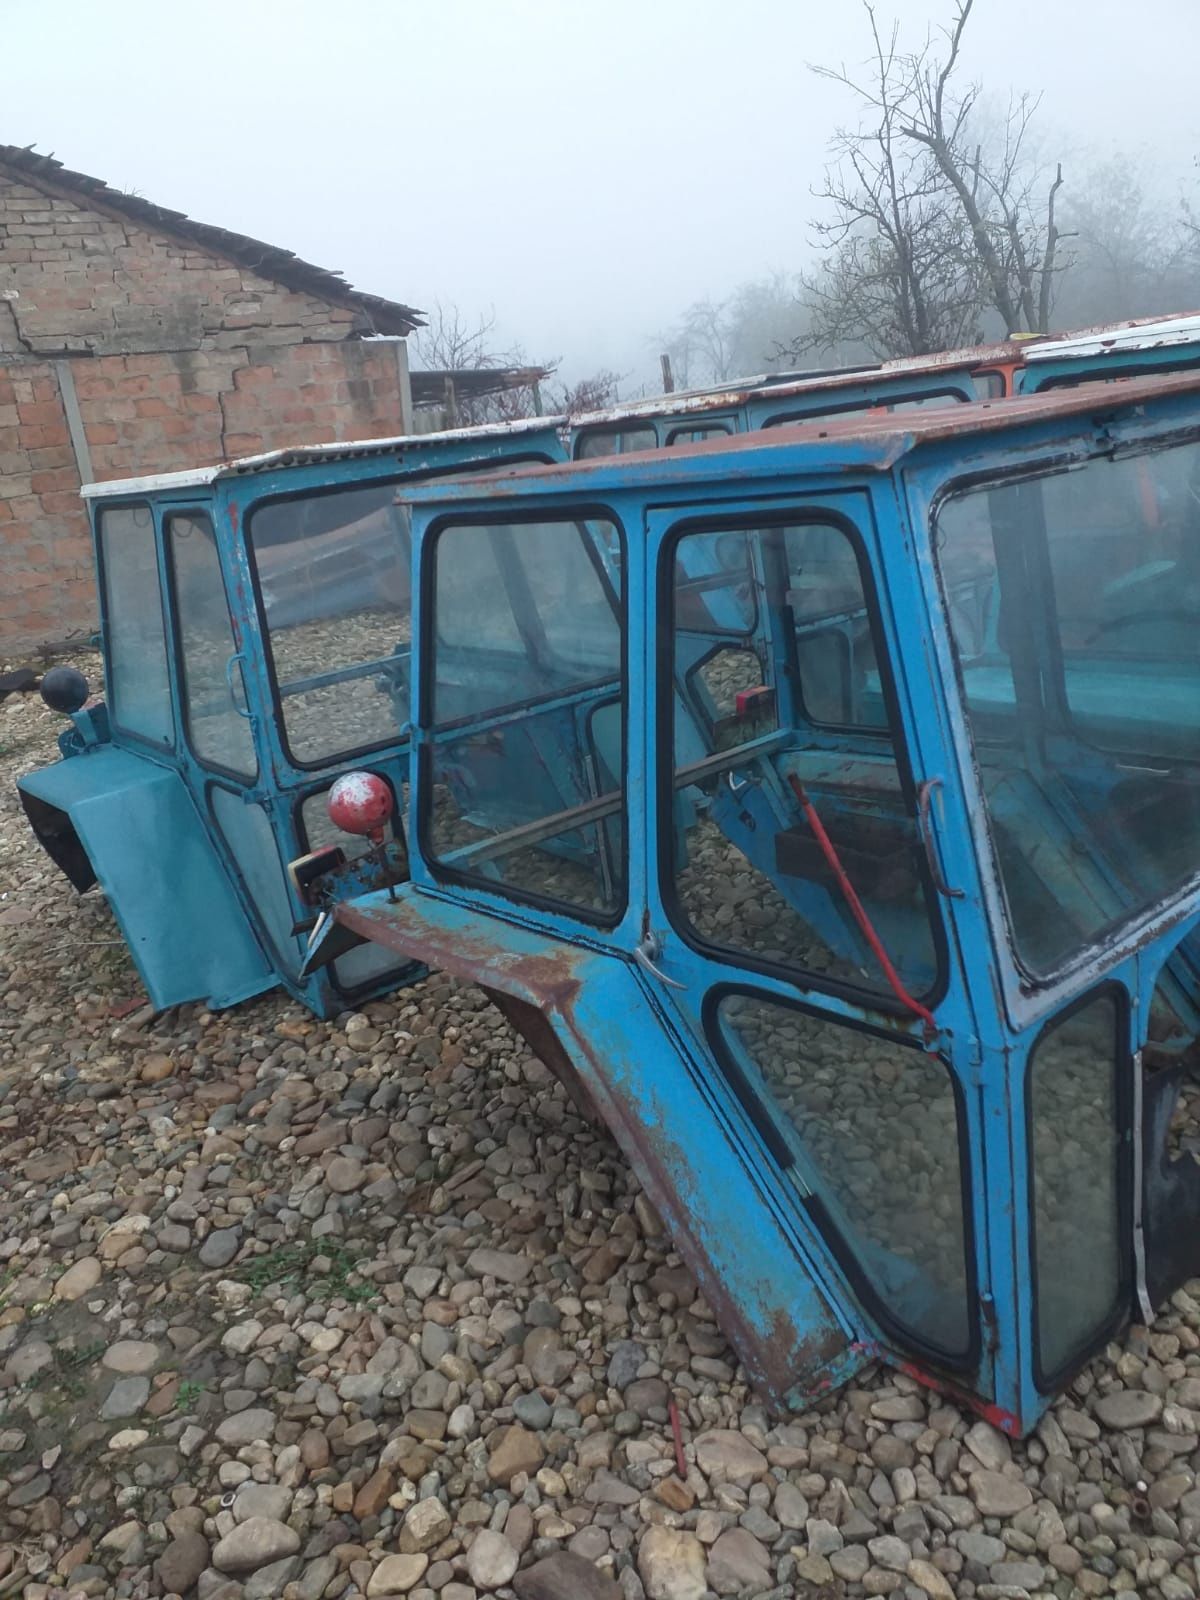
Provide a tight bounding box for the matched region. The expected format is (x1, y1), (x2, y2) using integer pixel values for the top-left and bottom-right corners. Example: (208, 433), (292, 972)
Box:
(236, 1238), (376, 1305)
(174, 1378), (207, 1411)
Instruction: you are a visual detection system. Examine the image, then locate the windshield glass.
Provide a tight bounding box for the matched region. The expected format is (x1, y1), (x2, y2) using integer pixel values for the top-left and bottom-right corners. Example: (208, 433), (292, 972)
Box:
(248, 485), (411, 765)
(936, 439), (1200, 974)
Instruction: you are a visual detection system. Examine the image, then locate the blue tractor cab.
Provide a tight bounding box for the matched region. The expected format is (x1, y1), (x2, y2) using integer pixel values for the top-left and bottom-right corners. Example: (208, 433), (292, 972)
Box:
(295, 368), (1200, 1435)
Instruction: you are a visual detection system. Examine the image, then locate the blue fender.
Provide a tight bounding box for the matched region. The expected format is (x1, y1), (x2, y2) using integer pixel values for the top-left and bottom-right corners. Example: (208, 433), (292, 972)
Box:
(18, 749), (275, 1012)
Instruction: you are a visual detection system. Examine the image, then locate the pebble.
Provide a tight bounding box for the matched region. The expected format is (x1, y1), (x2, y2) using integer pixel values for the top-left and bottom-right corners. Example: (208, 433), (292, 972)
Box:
(214, 1407), (277, 1446)
(466, 1246), (534, 1284)
(638, 1526), (707, 1600)
(52, 1255), (101, 1301)
(326, 1154), (365, 1192)
(368, 1552), (429, 1595)
(155, 1531), (210, 1593)
(99, 1374), (149, 1418)
(400, 1495), (453, 1552)
(514, 1551), (622, 1599)
(467, 1528), (520, 1589)
(212, 1515), (301, 1573)
(1094, 1388), (1164, 1428)
(487, 1423), (545, 1484)
(102, 1338), (159, 1374)
(969, 1469), (1034, 1516)
(199, 1227), (241, 1268)
(694, 1428), (768, 1485)
(706, 1526), (772, 1592)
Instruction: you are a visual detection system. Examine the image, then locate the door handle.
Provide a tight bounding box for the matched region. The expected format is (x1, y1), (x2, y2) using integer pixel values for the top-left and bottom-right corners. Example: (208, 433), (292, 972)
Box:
(917, 777), (963, 899)
(225, 652), (252, 720)
(633, 931), (687, 990)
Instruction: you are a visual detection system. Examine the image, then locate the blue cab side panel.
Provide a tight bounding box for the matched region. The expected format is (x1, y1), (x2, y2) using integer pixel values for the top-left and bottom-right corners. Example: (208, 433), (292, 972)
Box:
(333, 884), (866, 1410)
(18, 749), (275, 1011)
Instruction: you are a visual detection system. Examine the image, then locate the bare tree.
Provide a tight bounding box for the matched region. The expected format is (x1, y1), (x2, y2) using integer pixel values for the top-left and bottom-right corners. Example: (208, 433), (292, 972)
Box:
(411, 301), (555, 425)
(796, 6), (985, 360)
(661, 275), (810, 387)
(1057, 156), (1200, 327)
(793, 0), (1071, 359)
(898, 1), (1067, 336)
(551, 370), (622, 414)
(412, 301), (523, 374)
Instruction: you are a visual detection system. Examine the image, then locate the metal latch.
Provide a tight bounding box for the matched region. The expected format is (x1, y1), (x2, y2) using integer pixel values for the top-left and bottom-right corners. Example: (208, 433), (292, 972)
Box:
(633, 930), (687, 990)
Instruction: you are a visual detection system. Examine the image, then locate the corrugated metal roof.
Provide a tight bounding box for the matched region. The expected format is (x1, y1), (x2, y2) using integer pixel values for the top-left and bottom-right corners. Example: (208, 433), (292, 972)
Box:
(0, 143), (422, 336)
(79, 413), (557, 498)
(1025, 312), (1200, 362)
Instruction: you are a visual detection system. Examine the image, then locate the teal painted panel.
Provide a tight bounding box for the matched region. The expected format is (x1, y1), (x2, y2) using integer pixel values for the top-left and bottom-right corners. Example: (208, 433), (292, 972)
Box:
(19, 750), (275, 1011)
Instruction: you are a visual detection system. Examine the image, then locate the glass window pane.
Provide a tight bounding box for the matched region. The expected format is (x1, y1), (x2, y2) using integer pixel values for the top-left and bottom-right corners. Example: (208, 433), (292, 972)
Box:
(785, 525), (887, 729)
(576, 426), (657, 460)
(211, 787), (304, 979)
(717, 994), (970, 1356)
(668, 425), (732, 446)
(98, 504), (173, 747)
(675, 530), (757, 636)
(690, 645), (778, 753)
(168, 513), (256, 778)
(765, 389), (968, 428)
(428, 517), (623, 917)
(670, 522), (938, 998)
(248, 485), (411, 765)
(936, 443), (1200, 975)
(1029, 991), (1123, 1378)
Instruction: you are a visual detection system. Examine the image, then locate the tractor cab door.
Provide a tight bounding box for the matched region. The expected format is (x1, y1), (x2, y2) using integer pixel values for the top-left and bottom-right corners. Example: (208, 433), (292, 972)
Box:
(636, 489), (996, 1410)
(158, 504), (312, 987)
(19, 498), (279, 1012)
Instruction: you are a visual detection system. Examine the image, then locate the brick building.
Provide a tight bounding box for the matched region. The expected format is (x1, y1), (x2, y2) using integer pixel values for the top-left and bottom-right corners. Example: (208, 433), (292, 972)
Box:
(0, 144), (423, 652)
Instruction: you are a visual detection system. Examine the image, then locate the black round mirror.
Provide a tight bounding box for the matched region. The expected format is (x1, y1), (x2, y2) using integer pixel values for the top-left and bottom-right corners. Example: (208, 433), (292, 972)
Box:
(40, 665), (90, 715)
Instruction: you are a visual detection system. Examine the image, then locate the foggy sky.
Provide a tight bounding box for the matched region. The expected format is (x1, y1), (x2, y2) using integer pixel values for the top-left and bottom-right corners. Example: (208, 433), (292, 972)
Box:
(5, 0), (1198, 387)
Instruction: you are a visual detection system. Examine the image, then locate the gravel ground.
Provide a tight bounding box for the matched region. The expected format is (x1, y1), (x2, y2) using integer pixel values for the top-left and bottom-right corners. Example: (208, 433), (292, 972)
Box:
(3, 670), (1200, 1600)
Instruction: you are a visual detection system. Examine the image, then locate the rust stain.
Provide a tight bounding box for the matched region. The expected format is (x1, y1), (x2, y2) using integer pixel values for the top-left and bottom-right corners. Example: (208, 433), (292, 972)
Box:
(336, 900), (585, 1013)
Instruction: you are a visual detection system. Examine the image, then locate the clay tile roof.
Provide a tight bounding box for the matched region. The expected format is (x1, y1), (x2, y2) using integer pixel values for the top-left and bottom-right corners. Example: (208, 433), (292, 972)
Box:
(0, 142), (423, 336)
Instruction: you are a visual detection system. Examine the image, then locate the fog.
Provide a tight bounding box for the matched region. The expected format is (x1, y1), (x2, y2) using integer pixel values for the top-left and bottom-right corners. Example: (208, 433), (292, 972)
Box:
(4, 0), (1198, 384)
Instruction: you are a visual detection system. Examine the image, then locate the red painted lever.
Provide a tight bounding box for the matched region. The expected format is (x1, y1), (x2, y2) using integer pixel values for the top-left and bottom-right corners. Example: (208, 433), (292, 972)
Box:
(786, 772), (937, 1038)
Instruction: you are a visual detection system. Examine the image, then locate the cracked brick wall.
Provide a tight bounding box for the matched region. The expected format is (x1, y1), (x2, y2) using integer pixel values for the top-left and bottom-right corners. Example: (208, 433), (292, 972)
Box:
(0, 170), (409, 652)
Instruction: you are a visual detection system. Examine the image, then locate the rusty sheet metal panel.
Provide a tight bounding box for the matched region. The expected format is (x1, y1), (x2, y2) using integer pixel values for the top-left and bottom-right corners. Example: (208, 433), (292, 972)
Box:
(336, 886), (863, 1410)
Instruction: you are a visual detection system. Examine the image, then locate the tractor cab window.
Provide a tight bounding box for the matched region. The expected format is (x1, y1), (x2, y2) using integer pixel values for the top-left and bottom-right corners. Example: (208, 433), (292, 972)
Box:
(424, 516), (624, 918)
(248, 485), (411, 767)
(576, 426), (657, 460)
(98, 503), (174, 749)
(937, 441), (1200, 975)
(786, 524), (887, 728)
(668, 517), (938, 999)
(763, 388), (969, 429)
(168, 512), (256, 779)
